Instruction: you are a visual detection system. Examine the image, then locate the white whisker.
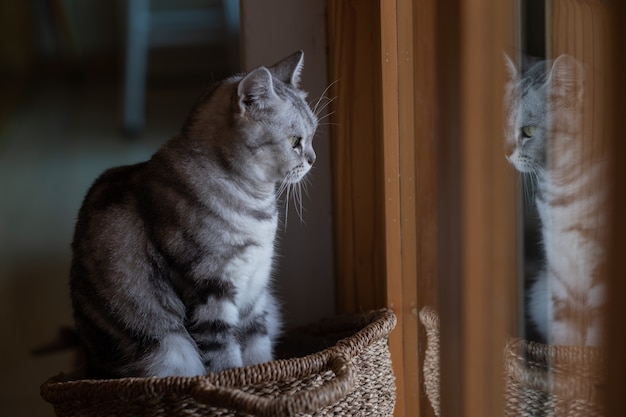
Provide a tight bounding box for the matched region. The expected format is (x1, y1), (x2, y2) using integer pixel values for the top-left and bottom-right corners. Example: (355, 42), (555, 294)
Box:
(312, 80), (340, 115)
(316, 111), (336, 123)
(523, 174), (534, 209)
(277, 173), (312, 228)
(301, 176), (311, 199)
(314, 97), (337, 118)
(283, 182), (292, 229)
(276, 177), (289, 199)
(317, 120), (340, 126)
(294, 183), (302, 222)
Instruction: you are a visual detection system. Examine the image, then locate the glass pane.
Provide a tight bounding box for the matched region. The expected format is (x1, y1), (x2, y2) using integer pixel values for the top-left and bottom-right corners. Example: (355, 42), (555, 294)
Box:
(504, 0), (610, 415)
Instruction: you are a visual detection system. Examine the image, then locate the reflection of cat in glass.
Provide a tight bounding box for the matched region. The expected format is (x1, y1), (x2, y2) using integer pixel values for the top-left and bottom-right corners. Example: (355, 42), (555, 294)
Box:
(504, 55), (607, 346)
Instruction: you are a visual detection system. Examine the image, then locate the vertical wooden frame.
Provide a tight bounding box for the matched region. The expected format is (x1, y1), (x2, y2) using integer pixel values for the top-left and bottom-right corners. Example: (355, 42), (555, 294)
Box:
(434, 1), (464, 414)
(328, 0), (626, 416)
(549, 2), (626, 415)
(437, 0), (518, 416)
(462, 0), (519, 414)
(327, 0), (386, 315)
(330, 0), (518, 415)
(327, 0), (560, 416)
(606, 2), (626, 416)
(381, 0), (440, 415)
(381, 0), (442, 414)
(378, 0), (405, 414)
(412, 2), (439, 416)
(328, 0), (432, 415)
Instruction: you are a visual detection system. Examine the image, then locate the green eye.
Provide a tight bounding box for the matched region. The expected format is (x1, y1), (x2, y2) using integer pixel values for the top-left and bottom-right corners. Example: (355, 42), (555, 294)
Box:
(289, 135), (302, 148)
(521, 126), (536, 139)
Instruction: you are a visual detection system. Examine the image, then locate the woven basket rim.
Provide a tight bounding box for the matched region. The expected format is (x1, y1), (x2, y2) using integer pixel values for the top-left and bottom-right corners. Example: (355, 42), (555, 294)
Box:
(419, 306), (606, 415)
(41, 308), (397, 402)
(504, 337), (606, 403)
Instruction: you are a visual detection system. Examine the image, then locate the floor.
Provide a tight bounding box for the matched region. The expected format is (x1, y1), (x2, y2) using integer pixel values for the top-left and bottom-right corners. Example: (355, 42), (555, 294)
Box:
(0, 51), (229, 416)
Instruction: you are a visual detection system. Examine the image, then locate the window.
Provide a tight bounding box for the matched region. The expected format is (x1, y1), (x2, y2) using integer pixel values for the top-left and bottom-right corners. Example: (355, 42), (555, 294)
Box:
(328, 0), (626, 416)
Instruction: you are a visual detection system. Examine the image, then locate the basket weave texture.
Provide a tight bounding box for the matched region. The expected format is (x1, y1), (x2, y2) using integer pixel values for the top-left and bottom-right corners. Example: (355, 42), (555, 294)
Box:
(419, 306), (606, 417)
(41, 309), (397, 417)
(504, 338), (606, 417)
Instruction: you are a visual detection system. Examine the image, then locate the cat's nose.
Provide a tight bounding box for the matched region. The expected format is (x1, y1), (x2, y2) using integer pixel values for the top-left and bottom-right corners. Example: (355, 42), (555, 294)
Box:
(306, 150), (316, 165)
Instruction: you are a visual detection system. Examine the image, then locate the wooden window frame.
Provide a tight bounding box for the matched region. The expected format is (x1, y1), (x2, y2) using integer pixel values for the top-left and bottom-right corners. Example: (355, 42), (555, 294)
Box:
(328, 0), (626, 416)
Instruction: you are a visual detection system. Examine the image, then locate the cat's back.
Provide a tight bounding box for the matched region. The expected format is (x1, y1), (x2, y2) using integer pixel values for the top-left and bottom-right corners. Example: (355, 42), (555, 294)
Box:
(80, 163), (145, 210)
(71, 162), (152, 281)
(74, 162), (146, 231)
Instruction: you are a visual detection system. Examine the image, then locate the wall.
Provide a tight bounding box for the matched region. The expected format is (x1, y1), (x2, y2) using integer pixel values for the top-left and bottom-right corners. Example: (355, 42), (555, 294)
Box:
(240, 0), (336, 327)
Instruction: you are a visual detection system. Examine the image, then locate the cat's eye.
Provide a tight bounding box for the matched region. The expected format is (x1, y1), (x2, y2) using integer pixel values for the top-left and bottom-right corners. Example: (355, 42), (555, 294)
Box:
(289, 135), (302, 149)
(521, 126), (536, 139)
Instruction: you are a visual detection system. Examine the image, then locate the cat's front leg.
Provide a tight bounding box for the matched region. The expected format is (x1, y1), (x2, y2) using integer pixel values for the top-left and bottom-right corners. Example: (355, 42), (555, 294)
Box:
(240, 294), (280, 366)
(140, 332), (206, 377)
(187, 297), (245, 373)
(198, 337), (244, 373)
(242, 333), (273, 366)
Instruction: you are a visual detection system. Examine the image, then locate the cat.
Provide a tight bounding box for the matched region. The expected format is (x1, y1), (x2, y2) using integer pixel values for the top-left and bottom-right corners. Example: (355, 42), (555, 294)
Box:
(70, 51), (318, 378)
(504, 54), (607, 346)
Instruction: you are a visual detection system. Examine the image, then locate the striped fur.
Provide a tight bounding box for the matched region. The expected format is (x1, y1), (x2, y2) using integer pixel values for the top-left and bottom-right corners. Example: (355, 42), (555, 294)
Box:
(504, 55), (607, 346)
(70, 51), (317, 377)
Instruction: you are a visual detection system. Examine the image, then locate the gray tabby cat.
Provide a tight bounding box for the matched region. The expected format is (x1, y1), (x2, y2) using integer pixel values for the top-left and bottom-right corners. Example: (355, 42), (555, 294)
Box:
(504, 54), (607, 346)
(70, 51), (317, 377)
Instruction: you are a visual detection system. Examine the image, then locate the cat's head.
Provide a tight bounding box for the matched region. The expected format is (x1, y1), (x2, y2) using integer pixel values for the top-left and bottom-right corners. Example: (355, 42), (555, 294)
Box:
(235, 51), (317, 185)
(504, 54), (584, 174)
(184, 51), (317, 186)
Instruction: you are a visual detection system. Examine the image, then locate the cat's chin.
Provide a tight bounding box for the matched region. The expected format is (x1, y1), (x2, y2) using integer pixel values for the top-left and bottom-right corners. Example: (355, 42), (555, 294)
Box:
(506, 153), (535, 174)
(512, 163), (534, 173)
(288, 174), (308, 184)
(284, 167), (311, 183)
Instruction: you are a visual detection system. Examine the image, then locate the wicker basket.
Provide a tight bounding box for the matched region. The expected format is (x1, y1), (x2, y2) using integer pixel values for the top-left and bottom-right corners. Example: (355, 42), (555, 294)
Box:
(504, 338), (606, 417)
(418, 307), (441, 417)
(418, 306), (607, 417)
(41, 309), (397, 417)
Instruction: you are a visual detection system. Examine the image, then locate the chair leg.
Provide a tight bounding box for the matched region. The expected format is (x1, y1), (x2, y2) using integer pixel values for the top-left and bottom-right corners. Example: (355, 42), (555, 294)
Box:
(222, 0), (240, 71)
(123, 0), (150, 136)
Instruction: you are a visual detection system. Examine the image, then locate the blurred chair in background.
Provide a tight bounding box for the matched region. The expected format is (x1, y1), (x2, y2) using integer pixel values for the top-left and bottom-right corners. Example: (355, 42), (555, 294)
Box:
(123, 0), (239, 136)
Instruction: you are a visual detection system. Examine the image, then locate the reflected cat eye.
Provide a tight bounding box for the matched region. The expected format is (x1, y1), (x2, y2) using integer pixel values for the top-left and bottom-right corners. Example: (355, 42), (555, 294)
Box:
(521, 126), (536, 139)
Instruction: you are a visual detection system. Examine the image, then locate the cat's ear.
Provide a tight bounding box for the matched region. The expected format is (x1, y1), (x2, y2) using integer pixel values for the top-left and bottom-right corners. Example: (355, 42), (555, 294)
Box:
(269, 50), (304, 87)
(237, 67), (276, 112)
(549, 54), (584, 100)
(504, 52), (518, 79)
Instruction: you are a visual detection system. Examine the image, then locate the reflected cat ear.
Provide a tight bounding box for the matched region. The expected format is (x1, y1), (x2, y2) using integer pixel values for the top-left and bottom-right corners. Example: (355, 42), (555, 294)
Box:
(504, 52), (518, 79)
(269, 50), (304, 87)
(549, 54), (584, 99)
(237, 67), (275, 111)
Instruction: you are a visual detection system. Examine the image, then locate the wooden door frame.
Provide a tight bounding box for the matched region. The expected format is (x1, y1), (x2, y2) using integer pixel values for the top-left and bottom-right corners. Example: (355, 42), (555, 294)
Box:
(328, 0), (625, 416)
(328, 1), (518, 416)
